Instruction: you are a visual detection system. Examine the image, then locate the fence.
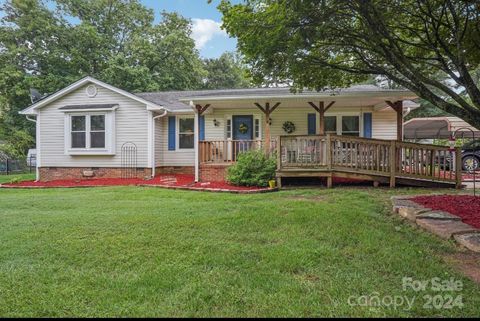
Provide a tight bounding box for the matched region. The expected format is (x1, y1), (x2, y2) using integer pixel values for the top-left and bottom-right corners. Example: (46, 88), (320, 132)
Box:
(0, 156), (36, 175)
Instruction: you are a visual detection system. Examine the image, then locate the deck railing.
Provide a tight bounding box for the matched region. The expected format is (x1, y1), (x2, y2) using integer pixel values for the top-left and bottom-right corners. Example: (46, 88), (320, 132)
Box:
(200, 135), (461, 186)
(278, 134), (462, 186)
(199, 139), (276, 163)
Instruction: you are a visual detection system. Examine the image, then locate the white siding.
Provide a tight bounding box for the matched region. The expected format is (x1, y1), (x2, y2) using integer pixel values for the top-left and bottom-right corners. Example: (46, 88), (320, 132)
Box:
(39, 84), (150, 167)
(156, 115), (195, 166)
(372, 109), (398, 140)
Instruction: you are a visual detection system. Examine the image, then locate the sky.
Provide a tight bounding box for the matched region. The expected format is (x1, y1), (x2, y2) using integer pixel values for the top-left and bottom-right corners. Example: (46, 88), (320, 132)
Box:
(0, 0), (239, 58)
(141, 0), (239, 58)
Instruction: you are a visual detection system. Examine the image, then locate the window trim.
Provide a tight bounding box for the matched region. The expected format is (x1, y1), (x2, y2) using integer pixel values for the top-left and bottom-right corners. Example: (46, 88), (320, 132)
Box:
(64, 111), (115, 155)
(177, 116), (195, 150)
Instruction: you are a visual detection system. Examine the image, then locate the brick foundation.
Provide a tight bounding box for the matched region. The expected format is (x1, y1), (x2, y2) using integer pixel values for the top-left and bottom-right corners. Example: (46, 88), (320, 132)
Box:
(155, 166), (194, 175)
(39, 167), (152, 182)
(200, 164), (231, 182)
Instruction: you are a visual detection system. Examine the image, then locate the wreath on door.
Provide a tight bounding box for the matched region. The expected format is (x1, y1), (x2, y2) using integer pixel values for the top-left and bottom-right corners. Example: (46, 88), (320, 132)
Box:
(282, 121), (296, 134)
(239, 123), (249, 134)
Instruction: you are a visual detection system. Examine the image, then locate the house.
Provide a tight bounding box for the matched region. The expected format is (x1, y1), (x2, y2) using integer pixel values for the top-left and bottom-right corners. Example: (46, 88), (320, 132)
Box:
(20, 76), (462, 188)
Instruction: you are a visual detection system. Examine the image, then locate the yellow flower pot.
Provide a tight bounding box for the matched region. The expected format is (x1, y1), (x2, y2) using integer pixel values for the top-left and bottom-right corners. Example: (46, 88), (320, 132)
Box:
(268, 180), (276, 189)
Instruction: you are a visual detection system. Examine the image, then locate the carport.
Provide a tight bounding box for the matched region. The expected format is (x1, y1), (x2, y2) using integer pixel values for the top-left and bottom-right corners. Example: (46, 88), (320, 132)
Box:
(404, 117), (480, 140)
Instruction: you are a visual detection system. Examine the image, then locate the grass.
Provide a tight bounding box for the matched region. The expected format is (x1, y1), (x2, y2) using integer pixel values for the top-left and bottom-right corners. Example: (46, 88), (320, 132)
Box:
(0, 185), (479, 317)
(0, 173), (35, 184)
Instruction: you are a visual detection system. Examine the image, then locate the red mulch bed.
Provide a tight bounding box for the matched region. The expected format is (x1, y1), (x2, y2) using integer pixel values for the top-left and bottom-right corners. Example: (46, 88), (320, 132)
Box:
(411, 195), (480, 229)
(1, 174), (269, 192)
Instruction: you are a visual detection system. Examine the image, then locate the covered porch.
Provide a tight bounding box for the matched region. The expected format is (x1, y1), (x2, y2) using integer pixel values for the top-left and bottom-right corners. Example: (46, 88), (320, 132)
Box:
(183, 86), (419, 183)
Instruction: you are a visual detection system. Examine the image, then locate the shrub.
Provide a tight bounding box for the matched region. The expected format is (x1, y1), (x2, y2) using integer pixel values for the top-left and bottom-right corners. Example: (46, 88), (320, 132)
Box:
(8, 177), (21, 185)
(227, 150), (276, 187)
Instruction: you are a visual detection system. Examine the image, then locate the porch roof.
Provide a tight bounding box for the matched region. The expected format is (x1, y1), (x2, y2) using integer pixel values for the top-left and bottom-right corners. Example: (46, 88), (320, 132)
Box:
(136, 85), (419, 113)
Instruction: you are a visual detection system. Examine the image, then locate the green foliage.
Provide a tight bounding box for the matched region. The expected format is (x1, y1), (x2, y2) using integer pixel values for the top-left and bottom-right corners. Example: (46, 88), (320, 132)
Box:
(0, 129), (34, 158)
(0, 0), (251, 156)
(405, 100), (450, 121)
(219, 0), (480, 127)
(202, 52), (252, 89)
(227, 150), (276, 187)
(7, 176), (22, 185)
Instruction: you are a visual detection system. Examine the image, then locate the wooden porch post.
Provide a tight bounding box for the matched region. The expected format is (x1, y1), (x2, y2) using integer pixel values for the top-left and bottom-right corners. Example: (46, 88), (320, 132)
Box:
(193, 104), (210, 182)
(386, 100), (403, 141)
(254, 102), (280, 153)
(308, 101), (335, 135)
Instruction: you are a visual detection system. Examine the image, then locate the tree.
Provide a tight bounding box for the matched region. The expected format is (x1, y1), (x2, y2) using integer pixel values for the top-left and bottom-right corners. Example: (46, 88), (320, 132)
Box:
(0, 0), (206, 155)
(202, 52), (252, 89)
(219, 0), (480, 128)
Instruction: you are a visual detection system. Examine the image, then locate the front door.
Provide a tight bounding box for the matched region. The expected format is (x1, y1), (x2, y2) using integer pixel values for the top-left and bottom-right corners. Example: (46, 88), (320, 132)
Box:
(232, 115), (254, 158)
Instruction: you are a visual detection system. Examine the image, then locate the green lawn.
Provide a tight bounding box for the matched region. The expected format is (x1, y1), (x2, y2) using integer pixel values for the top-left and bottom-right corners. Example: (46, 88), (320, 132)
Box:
(0, 185), (479, 317)
(0, 173), (35, 184)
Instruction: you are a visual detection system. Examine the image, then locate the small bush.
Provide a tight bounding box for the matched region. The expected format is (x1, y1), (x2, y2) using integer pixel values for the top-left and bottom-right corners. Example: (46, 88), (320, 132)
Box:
(227, 150), (276, 187)
(8, 177), (21, 185)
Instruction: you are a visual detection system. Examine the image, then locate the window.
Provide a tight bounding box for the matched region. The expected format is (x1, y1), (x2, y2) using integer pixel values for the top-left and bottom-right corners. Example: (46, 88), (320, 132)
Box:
(70, 114), (106, 149)
(90, 115), (105, 148)
(342, 116), (360, 136)
(226, 119), (232, 139)
(254, 119), (260, 138)
(179, 117), (194, 149)
(325, 116), (337, 134)
(71, 116), (86, 148)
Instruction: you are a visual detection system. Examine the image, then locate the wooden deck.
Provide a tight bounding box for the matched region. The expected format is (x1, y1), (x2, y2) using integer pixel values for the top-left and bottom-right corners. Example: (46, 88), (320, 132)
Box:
(199, 135), (462, 188)
(276, 135), (462, 188)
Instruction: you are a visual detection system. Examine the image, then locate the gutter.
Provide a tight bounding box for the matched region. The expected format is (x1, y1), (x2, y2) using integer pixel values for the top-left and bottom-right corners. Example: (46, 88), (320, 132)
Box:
(151, 108), (168, 178)
(178, 91), (417, 103)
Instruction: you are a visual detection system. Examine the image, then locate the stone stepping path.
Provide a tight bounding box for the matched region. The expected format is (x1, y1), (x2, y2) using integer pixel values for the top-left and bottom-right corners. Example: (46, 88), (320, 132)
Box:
(392, 196), (480, 253)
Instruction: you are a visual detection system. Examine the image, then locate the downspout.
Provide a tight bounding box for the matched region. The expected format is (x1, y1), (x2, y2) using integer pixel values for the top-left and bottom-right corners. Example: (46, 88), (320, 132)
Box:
(26, 115), (37, 123)
(190, 101), (200, 182)
(151, 109), (168, 178)
(25, 114), (39, 181)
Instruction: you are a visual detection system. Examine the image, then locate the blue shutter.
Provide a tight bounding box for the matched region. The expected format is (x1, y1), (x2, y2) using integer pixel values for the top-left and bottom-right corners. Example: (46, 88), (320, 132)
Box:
(363, 113), (372, 138)
(168, 116), (176, 150)
(308, 113), (316, 135)
(199, 116), (205, 141)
